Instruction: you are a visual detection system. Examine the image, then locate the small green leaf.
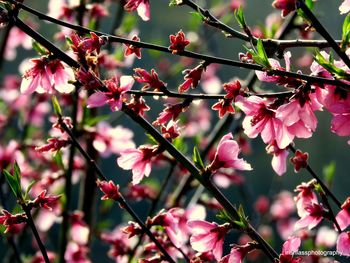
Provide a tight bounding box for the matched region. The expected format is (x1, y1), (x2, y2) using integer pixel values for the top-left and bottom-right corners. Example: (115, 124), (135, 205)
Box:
(85, 115), (109, 126)
(3, 169), (21, 199)
(323, 161), (336, 185)
(193, 146), (205, 170)
(190, 11), (205, 22)
(32, 41), (47, 56)
(314, 49), (350, 79)
(245, 39), (271, 68)
(13, 161), (21, 185)
(216, 210), (233, 222)
(234, 7), (246, 29)
(53, 150), (65, 170)
(52, 96), (62, 117)
(145, 133), (158, 145)
(342, 13), (350, 49)
(24, 180), (37, 200)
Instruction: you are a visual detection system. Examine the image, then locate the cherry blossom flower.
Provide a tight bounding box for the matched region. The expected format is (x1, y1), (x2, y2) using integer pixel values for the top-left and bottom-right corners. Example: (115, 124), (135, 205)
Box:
(278, 236), (302, 263)
(32, 190), (61, 211)
(169, 30), (190, 54)
(91, 122), (135, 157)
(0, 210), (27, 234)
(35, 138), (70, 153)
(117, 145), (158, 185)
(270, 191), (296, 220)
(64, 242), (90, 263)
(96, 180), (121, 201)
(235, 95), (294, 149)
(266, 141), (289, 176)
(126, 95), (150, 116)
(254, 195), (270, 215)
(153, 101), (190, 126)
(72, 32), (106, 55)
(124, 35), (142, 59)
(134, 68), (166, 91)
(290, 150), (309, 172)
(124, 0), (150, 21)
(75, 68), (101, 90)
(220, 243), (256, 263)
(70, 212), (90, 245)
(87, 75), (134, 111)
(178, 65), (204, 93)
(187, 220), (230, 260)
(276, 90), (323, 140)
(20, 58), (75, 94)
(294, 202), (327, 230)
(340, 0), (350, 14)
(294, 180), (318, 217)
(337, 232), (350, 256)
(150, 205), (206, 248)
(31, 250), (56, 263)
(209, 133), (252, 172)
(335, 197), (350, 231)
(315, 226), (338, 248)
(272, 0), (297, 17)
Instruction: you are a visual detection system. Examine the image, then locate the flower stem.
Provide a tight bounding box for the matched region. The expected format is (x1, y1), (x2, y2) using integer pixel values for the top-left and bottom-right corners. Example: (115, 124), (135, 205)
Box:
(22, 205), (50, 263)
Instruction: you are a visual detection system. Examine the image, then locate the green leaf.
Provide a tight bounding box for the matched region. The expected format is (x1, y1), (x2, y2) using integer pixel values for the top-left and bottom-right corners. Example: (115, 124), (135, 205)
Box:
(85, 115), (109, 127)
(53, 150), (65, 170)
(192, 146), (205, 170)
(32, 41), (47, 56)
(342, 13), (350, 48)
(190, 11), (205, 23)
(145, 133), (158, 145)
(305, 0), (314, 10)
(314, 49), (350, 79)
(245, 39), (271, 68)
(234, 7), (246, 29)
(51, 96), (62, 117)
(3, 169), (21, 199)
(216, 210), (233, 222)
(24, 180), (37, 200)
(13, 161), (21, 185)
(323, 161), (336, 185)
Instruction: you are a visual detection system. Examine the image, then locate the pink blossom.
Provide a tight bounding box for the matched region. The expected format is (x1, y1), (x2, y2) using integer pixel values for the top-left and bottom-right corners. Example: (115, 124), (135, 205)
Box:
(290, 150), (309, 173)
(315, 226), (338, 248)
(20, 58), (75, 94)
(187, 220), (230, 260)
(169, 30), (190, 54)
(124, 35), (141, 59)
(153, 101), (189, 126)
(276, 92), (322, 139)
(5, 27), (32, 61)
(294, 202), (326, 230)
(340, 0), (350, 14)
(209, 133), (252, 172)
(294, 180), (318, 217)
(254, 195), (270, 215)
(117, 145), (158, 185)
(126, 95), (150, 116)
(134, 68), (166, 91)
(235, 95), (294, 149)
(64, 242), (90, 263)
(124, 0), (150, 21)
(270, 191), (296, 220)
(91, 122), (135, 157)
(272, 0), (297, 17)
(266, 141), (289, 176)
(96, 180), (121, 201)
(87, 75), (134, 111)
(32, 190), (61, 211)
(337, 232), (350, 256)
(30, 250), (56, 263)
(35, 138), (70, 153)
(255, 52), (291, 83)
(279, 236), (302, 263)
(212, 99), (235, 118)
(70, 212), (89, 245)
(220, 243), (256, 263)
(335, 197), (350, 231)
(178, 65), (203, 93)
(0, 209), (27, 234)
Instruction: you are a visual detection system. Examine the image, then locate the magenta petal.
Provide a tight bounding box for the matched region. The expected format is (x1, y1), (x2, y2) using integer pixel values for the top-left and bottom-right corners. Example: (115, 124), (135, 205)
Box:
(87, 92), (108, 108)
(337, 232), (350, 256)
(271, 150), (289, 176)
(331, 114), (350, 136)
(276, 101), (300, 126)
(336, 210), (350, 231)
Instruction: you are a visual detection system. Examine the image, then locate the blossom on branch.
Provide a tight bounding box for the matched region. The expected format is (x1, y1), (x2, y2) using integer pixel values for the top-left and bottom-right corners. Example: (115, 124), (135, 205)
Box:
(124, 35), (142, 59)
(169, 30), (190, 54)
(32, 190), (61, 211)
(20, 58), (75, 94)
(134, 68), (166, 91)
(187, 220), (230, 260)
(209, 133), (252, 172)
(96, 180), (121, 201)
(124, 0), (150, 21)
(117, 145), (159, 185)
(87, 75), (134, 111)
(0, 209), (27, 234)
(336, 197), (350, 231)
(272, 0), (297, 17)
